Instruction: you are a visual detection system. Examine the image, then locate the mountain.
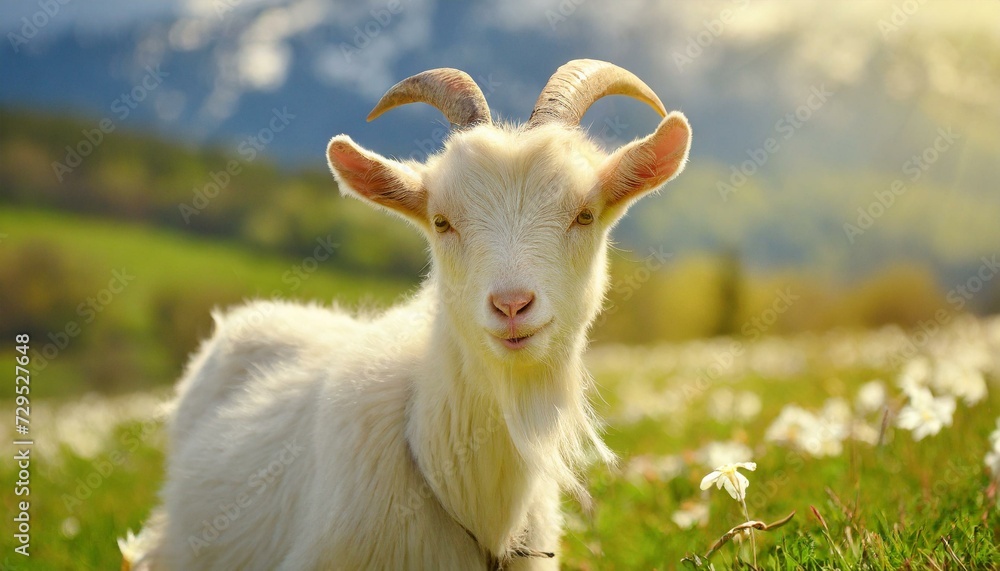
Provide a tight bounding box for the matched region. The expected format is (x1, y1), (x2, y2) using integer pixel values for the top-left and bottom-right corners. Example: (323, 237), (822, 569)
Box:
(2, 0), (998, 282)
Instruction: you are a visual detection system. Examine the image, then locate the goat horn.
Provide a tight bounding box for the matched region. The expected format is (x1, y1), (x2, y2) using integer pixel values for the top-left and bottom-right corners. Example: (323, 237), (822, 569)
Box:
(527, 59), (666, 128)
(367, 68), (491, 129)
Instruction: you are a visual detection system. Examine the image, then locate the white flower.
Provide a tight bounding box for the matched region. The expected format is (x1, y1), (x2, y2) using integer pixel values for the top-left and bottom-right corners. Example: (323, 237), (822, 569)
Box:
(700, 462), (757, 501)
(734, 391), (764, 422)
(806, 429), (845, 457)
(60, 516), (80, 539)
(707, 389), (762, 423)
(987, 418), (1000, 479)
(986, 450), (1000, 479)
(990, 418), (1000, 449)
(706, 389), (736, 422)
(932, 360), (987, 406)
(671, 501), (709, 529)
(856, 380), (887, 414)
(896, 387), (956, 440)
(850, 420), (881, 445)
(766, 404), (845, 457)
(623, 454), (685, 483)
(898, 357), (931, 397)
(118, 528), (155, 570)
(821, 397), (852, 426)
(765, 405), (815, 445)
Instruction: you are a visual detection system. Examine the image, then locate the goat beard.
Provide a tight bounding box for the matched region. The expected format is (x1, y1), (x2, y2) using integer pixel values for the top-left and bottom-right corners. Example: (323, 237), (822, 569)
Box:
(494, 359), (615, 509)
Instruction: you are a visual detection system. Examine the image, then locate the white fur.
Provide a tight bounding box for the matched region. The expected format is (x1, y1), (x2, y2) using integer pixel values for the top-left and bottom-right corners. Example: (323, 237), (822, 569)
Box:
(128, 98), (690, 570)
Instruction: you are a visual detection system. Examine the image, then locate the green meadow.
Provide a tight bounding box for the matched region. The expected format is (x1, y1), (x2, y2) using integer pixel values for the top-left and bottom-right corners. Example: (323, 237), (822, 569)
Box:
(0, 207), (409, 398)
(3, 316), (999, 569)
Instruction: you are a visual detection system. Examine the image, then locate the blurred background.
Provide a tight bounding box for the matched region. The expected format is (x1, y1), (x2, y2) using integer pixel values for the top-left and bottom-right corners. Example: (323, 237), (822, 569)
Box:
(1, 0), (998, 399)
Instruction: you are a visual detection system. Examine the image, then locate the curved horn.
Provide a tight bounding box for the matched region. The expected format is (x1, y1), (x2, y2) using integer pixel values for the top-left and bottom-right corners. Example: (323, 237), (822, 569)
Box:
(527, 59), (666, 128)
(367, 68), (491, 129)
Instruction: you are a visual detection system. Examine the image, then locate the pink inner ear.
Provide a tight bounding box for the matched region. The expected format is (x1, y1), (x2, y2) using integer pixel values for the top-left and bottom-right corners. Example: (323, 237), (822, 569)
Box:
(646, 117), (690, 180)
(328, 139), (426, 218)
(328, 141), (382, 197)
(602, 114), (690, 205)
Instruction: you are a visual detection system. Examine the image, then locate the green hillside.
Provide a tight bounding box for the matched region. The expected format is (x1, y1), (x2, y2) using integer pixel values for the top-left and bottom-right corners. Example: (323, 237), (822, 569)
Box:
(0, 207), (412, 398)
(0, 107), (428, 280)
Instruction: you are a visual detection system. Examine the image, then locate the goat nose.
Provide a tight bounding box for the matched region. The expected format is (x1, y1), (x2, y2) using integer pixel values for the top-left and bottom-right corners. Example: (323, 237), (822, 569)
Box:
(490, 290), (535, 318)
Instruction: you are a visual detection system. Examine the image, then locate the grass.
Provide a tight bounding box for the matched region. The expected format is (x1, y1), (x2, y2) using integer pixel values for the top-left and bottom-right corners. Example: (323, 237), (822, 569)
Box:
(0, 417), (165, 570)
(0, 208), (996, 567)
(564, 383), (998, 569)
(558, 322), (1000, 570)
(0, 207), (411, 327)
(2, 315), (998, 569)
(0, 207), (413, 398)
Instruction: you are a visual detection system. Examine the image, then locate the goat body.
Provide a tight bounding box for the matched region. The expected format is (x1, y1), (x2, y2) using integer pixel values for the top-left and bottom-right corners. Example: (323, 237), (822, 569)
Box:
(128, 60), (691, 570)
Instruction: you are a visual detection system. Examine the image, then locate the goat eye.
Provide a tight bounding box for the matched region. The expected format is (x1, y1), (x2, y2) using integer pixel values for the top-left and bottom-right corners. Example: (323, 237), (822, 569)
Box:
(575, 209), (595, 226)
(432, 214), (451, 233)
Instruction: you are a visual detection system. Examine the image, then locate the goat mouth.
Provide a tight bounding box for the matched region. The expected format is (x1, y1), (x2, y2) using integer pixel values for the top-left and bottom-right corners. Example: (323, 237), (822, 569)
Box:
(501, 333), (534, 350)
(491, 321), (551, 351)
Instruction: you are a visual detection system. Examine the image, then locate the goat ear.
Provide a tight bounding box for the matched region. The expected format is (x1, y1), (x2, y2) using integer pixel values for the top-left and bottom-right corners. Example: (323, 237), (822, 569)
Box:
(327, 135), (427, 224)
(599, 112), (691, 209)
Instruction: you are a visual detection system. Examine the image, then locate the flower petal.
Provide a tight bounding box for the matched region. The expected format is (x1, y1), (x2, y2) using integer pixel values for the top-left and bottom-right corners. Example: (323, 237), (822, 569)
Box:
(700, 471), (721, 490)
(735, 472), (750, 497)
(722, 477), (740, 500)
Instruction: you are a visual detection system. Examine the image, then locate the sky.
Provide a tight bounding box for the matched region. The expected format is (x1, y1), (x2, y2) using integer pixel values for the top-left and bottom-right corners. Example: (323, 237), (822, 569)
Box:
(2, 0), (999, 281)
(4, 0), (998, 160)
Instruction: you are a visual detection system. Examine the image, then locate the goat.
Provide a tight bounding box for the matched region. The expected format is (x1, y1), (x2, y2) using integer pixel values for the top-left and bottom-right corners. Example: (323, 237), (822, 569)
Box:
(124, 59), (691, 570)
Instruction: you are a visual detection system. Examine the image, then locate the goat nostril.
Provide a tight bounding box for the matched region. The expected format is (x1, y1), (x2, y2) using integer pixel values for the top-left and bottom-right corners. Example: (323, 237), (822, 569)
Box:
(519, 296), (534, 315)
(491, 300), (508, 317)
(490, 291), (535, 319)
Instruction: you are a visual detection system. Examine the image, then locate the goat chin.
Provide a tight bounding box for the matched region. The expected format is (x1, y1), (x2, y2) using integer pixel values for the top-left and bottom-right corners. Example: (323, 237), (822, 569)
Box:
(127, 59), (690, 570)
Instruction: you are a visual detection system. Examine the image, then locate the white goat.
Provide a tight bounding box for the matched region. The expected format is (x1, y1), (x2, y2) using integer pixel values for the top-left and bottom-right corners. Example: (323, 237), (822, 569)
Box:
(125, 59), (691, 570)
